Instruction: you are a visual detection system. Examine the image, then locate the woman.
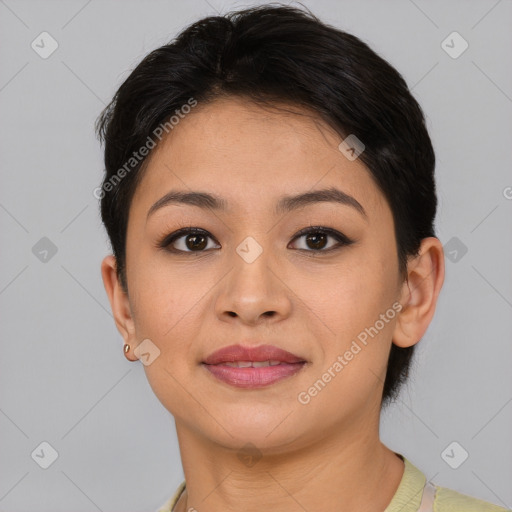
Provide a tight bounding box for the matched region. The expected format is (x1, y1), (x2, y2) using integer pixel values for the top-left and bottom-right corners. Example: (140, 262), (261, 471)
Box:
(95, 5), (509, 511)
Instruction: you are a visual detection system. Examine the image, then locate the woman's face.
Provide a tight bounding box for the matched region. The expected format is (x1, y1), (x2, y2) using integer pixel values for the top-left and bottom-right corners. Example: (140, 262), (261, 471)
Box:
(109, 96), (411, 452)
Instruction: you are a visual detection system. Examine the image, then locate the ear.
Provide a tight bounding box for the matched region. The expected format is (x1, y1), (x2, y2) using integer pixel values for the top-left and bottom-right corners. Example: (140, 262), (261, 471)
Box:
(393, 237), (445, 348)
(101, 255), (138, 361)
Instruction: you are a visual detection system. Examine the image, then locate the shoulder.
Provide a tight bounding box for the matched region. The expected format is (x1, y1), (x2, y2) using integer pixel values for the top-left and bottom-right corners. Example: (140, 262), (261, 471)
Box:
(395, 454), (509, 512)
(155, 480), (186, 512)
(155, 496), (173, 512)
(433, 484), (510, 512)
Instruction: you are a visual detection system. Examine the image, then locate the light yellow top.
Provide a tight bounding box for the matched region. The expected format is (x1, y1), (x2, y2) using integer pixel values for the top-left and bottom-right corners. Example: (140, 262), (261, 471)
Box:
(156, 454), (510, 512)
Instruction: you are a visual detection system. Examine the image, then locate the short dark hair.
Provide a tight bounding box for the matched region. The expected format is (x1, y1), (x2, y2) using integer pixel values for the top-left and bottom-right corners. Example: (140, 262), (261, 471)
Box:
(95, 4), (438, 408)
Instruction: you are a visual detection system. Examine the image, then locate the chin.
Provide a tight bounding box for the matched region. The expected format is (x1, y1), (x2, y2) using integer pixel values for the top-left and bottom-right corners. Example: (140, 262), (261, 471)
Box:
(199, 413), (312, 455)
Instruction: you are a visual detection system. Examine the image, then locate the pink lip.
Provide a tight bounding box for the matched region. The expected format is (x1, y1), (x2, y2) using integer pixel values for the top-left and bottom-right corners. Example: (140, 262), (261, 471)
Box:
(202, 344), (306, 389)
(203, 344), (304, 365)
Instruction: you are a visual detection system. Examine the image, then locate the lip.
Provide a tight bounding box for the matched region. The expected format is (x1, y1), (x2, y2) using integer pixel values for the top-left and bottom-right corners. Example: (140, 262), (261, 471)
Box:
(203, 344), (304, 365)
(202, 344), (306, 388)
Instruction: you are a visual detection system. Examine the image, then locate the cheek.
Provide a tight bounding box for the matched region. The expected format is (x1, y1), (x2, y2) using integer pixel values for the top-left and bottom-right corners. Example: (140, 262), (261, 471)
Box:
(304, 247), (397, 372)
(310, 251), (393, 325)
(127, 244), (204, 333)
(127, 257), (220, 391)
(129, 267), (204, 414)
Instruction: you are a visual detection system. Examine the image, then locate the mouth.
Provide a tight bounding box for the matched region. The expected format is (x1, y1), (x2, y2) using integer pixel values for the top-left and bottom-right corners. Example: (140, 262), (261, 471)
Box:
(202, 344), (307, 388)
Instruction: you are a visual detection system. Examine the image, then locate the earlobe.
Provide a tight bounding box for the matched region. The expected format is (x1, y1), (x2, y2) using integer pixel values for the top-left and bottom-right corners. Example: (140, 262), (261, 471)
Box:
(101, 255), (138, 360)
(392, 237), (445, 349)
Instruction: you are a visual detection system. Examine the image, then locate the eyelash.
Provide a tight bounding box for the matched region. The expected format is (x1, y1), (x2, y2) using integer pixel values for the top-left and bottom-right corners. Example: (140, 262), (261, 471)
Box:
(157, 226), (355, 255)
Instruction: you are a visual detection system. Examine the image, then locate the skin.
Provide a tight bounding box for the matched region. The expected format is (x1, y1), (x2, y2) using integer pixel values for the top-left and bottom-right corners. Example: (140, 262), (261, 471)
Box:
(101, 96), (445, 511)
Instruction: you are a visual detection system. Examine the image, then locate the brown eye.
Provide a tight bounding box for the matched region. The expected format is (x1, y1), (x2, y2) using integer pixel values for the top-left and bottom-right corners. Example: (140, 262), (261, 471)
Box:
(159, 226), (354, 255)
(183, 233), (208, 250)
(159, 228), (220, 253)
(304, 232), (328, 250)
(289, 227), (354, 253)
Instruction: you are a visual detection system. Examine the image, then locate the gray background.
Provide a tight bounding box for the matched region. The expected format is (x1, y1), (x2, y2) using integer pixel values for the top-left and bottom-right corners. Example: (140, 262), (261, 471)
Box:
(1, 0), (511, 510)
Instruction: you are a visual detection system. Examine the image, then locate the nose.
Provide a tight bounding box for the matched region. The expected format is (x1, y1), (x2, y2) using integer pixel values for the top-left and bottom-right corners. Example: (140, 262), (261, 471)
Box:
(214, 245), (292, 326)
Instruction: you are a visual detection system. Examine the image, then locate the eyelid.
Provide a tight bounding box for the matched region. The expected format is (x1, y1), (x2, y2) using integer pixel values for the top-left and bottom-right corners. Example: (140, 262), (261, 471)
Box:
(290, 226), (353, 244)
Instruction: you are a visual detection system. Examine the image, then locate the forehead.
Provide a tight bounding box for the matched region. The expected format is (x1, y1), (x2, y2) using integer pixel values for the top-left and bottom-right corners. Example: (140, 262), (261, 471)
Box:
(131, 97), (386, 219)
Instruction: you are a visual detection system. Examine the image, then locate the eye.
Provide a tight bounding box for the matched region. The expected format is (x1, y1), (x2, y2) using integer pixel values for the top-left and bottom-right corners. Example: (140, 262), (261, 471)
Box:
(288, 226), (354, 253)
(158, 226), (354, 255)
(158, 227), (220, 253)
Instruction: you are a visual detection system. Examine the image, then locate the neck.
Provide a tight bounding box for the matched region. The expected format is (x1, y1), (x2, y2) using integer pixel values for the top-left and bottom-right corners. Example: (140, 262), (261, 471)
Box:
(172, 417), (404, 512)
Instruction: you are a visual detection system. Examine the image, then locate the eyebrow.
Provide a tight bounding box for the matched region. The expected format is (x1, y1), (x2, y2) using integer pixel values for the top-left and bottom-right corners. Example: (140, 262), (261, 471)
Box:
(146, 186), (367, 221)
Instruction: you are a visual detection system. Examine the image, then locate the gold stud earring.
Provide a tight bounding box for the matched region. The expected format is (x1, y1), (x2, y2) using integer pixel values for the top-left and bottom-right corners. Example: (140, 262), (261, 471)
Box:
(123, 343), (130, 354)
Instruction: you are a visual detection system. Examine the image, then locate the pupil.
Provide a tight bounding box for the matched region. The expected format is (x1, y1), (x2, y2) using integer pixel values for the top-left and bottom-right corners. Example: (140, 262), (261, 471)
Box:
(186, 234), (207, 250)
(307, 233), (326, 249)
